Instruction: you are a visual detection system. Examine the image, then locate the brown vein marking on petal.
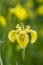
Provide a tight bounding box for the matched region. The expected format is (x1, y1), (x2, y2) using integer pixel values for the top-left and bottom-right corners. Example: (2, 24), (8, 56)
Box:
(19, 33), (25, 41)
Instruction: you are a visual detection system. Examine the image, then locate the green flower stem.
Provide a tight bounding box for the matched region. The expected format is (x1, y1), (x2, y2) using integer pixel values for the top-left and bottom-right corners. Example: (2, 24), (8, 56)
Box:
(21, 49), (25, 62)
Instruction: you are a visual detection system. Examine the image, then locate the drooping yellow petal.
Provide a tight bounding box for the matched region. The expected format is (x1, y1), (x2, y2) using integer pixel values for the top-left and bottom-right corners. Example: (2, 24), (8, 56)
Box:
(14, 4), (27, 20)
(16, 32), (29, 49)
(8, 30), (17, 43)
(0, 16), (6, 27)
(30, 30), (38, 44)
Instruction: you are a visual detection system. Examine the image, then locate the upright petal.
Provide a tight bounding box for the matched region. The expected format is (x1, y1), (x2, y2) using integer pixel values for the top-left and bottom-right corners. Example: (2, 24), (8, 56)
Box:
(25, 25), (31, 33)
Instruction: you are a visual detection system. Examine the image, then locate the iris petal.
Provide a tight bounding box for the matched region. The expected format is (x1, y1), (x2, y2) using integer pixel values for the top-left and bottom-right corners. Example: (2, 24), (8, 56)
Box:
(16, 32), (29, 49)
(8, 30), (17, 43)
(30, 30), (38, 44)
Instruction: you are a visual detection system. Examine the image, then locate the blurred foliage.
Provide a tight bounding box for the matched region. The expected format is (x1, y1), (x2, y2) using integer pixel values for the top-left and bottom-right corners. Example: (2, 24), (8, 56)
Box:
(0, 0), (43, 65)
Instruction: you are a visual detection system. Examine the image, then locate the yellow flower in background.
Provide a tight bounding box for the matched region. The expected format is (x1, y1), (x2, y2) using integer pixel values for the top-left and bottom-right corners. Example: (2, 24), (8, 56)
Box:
(8, 23), (38, 49)
(36, 5), (43, 15)
(14, 5), (27, 20)
(8, 4), (27, 20)
(8, 4), (34, 20)
(0, 16), (6, 27)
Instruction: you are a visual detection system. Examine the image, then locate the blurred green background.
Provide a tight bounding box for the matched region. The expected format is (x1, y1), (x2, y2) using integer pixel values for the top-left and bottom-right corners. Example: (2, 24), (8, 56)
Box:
(0, 0), (43, 65)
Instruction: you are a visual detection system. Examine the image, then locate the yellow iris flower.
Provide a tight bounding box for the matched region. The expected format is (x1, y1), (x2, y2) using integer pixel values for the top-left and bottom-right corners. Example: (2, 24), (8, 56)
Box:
(0, 16), (6, 27)
(36, 5), (43, 15)
(8, 4), (27, 20)
(14, 5), (27, 20)
(8, 4), (34, 20)
(8, 23), (38, 49)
